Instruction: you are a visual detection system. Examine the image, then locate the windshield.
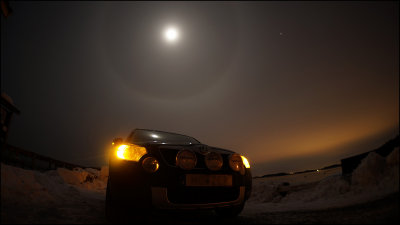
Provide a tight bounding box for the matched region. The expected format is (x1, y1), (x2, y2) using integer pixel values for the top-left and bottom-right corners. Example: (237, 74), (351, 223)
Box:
(129, 129), (201, 145)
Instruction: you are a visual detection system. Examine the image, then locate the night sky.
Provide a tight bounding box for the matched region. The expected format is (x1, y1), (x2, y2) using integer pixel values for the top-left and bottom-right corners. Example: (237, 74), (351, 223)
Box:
(1, 2), (398, 176)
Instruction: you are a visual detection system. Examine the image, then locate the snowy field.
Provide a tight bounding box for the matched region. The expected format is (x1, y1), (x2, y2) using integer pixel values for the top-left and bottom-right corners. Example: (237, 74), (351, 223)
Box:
(246, 148), (399, 213)
(1, 148), (398, 224)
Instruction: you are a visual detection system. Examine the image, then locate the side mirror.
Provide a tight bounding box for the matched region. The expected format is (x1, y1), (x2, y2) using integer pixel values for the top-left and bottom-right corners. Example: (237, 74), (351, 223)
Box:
(112, 137), (123, 146)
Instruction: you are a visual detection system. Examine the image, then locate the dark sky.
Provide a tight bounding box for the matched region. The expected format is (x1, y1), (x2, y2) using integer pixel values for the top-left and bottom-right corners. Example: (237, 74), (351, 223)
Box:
(1, 1), (398, 176)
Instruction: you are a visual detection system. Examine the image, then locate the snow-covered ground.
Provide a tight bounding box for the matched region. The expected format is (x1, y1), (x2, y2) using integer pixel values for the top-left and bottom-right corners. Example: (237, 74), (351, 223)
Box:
(1, 165), (109, 223)
(244, 148), (399, 214)
(1, 148), (398, 224)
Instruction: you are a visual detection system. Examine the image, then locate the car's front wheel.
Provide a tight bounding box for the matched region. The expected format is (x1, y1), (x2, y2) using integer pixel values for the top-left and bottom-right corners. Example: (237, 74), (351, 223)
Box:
(214, 203), (245, 217)
(105, 177), (151, 223)
(105, 178), (118, 222)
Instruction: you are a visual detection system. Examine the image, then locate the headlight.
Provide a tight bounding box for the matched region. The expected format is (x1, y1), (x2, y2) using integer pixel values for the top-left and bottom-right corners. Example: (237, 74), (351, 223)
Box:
(176, 150), (197, 170)
(115, 144), (147, 162)
(229, 153), (245, 175)
(142, 157), (159, 173)
(205, 152), (223, 171)
(241, 155), (250, 168)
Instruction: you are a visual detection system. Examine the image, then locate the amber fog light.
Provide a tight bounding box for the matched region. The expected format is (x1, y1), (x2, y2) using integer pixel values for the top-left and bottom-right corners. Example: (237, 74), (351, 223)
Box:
(241, 155), (250, 168)
(229, 153), (244, 173)
(176, 150), (197, 170)
(116, 144), (147, 162)
(205, 152), (223, 171)
(142, 157), (159, 173)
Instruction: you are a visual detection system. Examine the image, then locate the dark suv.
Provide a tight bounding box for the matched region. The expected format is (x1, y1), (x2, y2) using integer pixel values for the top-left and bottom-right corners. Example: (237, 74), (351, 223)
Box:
(106, 128), (252, 220)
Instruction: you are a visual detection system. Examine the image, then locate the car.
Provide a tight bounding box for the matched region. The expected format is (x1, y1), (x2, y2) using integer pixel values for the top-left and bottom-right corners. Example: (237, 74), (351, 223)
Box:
(105, 128), (252, 221)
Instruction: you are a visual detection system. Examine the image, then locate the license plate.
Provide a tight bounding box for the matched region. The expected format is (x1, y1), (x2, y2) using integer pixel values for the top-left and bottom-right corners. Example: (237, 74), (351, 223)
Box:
(185, 174), (232, 187)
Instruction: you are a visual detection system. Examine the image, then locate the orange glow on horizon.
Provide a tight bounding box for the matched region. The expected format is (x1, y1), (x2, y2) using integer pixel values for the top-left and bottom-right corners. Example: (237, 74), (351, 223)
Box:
(247, 120), (398, 165)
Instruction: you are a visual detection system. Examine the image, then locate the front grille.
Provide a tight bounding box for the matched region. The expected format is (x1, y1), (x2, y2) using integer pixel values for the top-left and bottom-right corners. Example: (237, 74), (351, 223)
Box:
(159, 148), (179, 166)
(167, 186), (240, 204)
(159, 148), (231, 171)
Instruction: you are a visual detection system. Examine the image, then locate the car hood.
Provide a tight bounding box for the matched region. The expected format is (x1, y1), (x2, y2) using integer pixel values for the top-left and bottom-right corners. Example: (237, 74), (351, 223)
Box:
(142, 142), (235, 155)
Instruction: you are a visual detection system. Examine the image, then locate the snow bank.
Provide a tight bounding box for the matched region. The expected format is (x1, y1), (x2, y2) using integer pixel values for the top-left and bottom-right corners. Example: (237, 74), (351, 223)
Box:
(100, 166), (109, 180)
(350, 148), (399, 196)
(1, 164), (108, 205)
(1, 164), (78, 205)
(56, 167), (107, 191)
(249, 181), (278, 203)
(351, 152), (386, 186)
(247, 148), (399, 212)
(1, 164), (108, 223)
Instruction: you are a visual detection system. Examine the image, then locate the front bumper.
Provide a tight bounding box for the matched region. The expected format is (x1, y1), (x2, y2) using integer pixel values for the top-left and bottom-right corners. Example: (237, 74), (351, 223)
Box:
(108, 145), (252, 210)
(152, 186), (245, 209)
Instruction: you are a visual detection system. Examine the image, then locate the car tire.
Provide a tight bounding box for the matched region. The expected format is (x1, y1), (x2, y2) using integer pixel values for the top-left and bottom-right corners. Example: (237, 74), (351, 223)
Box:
(214, 203), (245, 217)
(105, 178), (118, 222)
(106, 177), (150, 223)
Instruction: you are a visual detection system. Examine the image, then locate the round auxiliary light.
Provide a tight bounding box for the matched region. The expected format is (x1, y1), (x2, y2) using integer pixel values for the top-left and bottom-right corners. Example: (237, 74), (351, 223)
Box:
(142, 157), (159, 173)
(229, 153), (244, 174)
(176, 149), (197, 170)
(205, 152), (223, 171)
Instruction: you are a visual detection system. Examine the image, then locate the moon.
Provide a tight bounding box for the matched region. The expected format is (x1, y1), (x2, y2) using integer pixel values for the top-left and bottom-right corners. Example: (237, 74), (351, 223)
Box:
(163, 26), (179, 43)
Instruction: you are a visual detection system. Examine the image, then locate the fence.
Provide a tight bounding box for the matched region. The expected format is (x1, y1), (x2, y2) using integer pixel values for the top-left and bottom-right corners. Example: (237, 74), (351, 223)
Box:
(1, 143), (100, 171)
